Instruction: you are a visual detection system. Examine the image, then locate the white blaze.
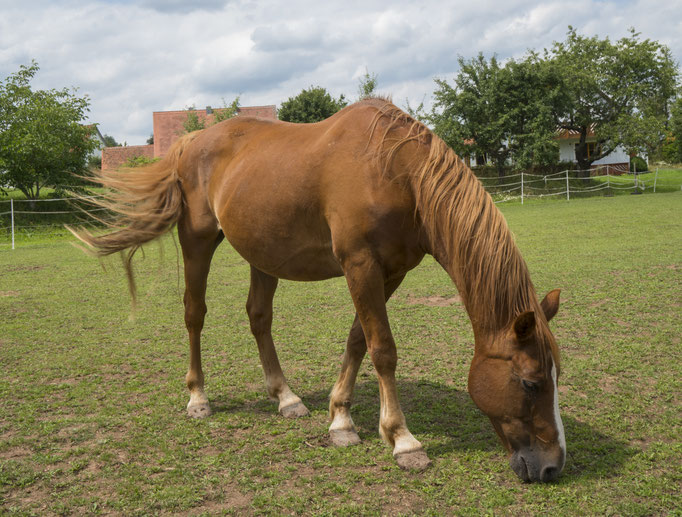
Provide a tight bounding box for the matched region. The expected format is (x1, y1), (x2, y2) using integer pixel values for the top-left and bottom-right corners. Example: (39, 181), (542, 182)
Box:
(551, 359), (566, 457)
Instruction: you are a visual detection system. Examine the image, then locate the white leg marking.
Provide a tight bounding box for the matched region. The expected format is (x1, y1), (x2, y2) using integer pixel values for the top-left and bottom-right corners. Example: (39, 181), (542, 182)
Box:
(392, 431), (423, 456)
(329, 412), (355, 432)
(551, 360), (566, 458)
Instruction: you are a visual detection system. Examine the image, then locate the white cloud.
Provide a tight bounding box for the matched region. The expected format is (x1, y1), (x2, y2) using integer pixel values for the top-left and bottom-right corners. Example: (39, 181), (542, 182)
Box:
(0, 0), (680, 144)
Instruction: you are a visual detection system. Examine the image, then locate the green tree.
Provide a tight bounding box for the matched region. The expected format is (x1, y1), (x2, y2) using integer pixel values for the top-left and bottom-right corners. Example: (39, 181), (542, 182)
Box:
(278, 86), (347, 123)
(548, 27), (678, 176)
(357, 69), (378, 100)
(182, 106), (206, 133)
(430, 54), (563, 176)
(0, 61), (96, 200)
(212, 96), (240, 123)
(664, 96), (682, 163)
(102, 134), (120, 147)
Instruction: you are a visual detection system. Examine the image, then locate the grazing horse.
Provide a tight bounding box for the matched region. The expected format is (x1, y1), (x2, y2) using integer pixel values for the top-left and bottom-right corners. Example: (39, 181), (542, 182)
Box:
(71, 98), (565, 482)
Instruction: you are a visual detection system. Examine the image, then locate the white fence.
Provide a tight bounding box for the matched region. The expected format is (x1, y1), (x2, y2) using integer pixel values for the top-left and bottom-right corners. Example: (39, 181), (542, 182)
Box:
(1, 169), (680, 249)
(482, 169), (671, 204)
(0, 195), (106, 250)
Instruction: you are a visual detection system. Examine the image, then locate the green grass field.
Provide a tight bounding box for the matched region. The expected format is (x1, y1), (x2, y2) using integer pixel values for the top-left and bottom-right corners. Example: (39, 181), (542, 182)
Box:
(591, 167), (682, 193)
(1, 193), (681, 515)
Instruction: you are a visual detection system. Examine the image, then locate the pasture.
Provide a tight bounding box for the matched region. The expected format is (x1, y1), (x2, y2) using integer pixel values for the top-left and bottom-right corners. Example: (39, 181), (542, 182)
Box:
(1, 192), (680, 515)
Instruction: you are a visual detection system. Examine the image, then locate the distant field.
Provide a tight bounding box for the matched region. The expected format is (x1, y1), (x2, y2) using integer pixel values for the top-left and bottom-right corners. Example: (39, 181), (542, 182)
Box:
(1, 193), (681, 515)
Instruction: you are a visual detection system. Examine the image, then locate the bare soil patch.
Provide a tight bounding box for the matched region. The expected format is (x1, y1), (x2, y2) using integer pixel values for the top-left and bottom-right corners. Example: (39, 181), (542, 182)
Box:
(406, 294), (461, 307)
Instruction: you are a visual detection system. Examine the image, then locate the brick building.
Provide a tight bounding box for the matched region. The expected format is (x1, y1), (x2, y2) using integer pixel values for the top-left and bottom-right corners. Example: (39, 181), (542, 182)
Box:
(102, 105), (277, 170)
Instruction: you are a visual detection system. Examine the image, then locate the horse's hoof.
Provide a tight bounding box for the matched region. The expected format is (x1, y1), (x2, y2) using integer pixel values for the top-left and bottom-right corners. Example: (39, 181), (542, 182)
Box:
(187, 403), (212, 418)
(395, 449), (432, 471)
(330, 429), (361, 447)
(280, 401), (310, 418)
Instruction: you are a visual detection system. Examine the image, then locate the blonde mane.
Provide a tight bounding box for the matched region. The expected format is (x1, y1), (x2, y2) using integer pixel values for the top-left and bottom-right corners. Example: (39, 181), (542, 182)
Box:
(366, 99), (558, 367)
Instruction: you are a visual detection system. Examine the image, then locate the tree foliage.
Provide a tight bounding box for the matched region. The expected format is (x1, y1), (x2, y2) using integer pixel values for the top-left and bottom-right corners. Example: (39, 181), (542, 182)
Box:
(278, 86), (347, 123)
(548, 27), (678, 174)
(430, 54), (564, 176)
(357, 70), (378, 100)
(102, 134), (120, 147)
(182, 106), (206, 133)
(665, 96), (682, 162)
(0, 61), (96, 199)
(212, 96), (241, 123)
(182, 97), (241, 134)
(429, 28), (679, 175)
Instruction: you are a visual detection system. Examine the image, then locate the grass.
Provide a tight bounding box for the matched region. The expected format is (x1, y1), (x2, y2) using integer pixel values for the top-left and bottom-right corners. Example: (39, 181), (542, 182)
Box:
(591, 167), (682, 193)
(1, 193), (681, 515)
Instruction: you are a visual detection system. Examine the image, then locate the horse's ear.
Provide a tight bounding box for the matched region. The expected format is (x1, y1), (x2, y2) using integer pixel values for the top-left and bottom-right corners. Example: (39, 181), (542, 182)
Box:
(513, 311), (536, 340)
(540, 289), (561, 322)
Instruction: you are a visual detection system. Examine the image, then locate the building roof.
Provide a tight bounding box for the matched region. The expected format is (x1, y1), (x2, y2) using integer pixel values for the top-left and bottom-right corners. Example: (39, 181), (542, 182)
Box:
(556, 123), (597, 140)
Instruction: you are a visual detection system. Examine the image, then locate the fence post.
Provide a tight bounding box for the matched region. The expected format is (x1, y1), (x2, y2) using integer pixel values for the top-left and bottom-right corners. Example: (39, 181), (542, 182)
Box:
(566, 170), (570, 201)
(521, 172), (524, 205)
(11, 198), (15, 250)
(654, 168), (658, 193)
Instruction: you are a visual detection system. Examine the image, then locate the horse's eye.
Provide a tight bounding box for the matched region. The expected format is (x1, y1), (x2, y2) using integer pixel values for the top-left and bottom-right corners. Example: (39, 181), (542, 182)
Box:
(522, 380), (538, 393)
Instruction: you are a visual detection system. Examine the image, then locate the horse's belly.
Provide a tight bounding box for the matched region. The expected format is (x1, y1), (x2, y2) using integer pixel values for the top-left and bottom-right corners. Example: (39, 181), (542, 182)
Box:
(219, 208), (343, 281)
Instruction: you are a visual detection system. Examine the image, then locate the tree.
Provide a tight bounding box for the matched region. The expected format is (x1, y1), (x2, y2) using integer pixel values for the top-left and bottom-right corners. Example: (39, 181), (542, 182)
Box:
(357, 69), (378, 100)
(430, 54), (564, 176)
(278, 86), (347, 123)
(662, 96), (682, 163)
(548, 27), (678, 175)
(182, 106), (206, 133)
(102, 134), (120, 147)
(0, 61), (96, 200)
(212, 96), (240, 123)
(182, 97), (240, 134)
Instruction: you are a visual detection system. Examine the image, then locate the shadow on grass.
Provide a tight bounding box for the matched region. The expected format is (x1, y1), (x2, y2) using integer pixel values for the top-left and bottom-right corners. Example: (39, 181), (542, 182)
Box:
(211, 378), (634, 482)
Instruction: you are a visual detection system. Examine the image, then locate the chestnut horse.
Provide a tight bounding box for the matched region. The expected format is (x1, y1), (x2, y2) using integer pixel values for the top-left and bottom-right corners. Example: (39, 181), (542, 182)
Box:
(71, 98), (565, 482)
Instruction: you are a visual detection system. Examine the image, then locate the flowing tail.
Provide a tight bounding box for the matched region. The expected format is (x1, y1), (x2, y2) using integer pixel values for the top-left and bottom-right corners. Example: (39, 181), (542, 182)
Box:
(68, 131), (202, 301)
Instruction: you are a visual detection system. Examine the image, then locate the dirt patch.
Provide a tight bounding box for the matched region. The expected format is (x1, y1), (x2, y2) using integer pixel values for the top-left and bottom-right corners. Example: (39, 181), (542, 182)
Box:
(0, 290), (20, 297)
(406, 294), (461, 307)
(0, 445), (32, 460)
(4, 265), (46, 273)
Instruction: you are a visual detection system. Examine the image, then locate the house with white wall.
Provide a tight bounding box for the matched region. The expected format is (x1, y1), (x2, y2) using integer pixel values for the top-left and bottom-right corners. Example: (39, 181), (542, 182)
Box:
(557, 126), (632, 174)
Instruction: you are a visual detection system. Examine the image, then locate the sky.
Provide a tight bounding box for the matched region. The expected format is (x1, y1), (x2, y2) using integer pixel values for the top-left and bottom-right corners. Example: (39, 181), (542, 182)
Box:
(1, 0), (681, 145)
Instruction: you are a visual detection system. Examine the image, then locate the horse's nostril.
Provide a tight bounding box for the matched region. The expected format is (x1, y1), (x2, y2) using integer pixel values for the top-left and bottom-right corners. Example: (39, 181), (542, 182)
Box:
(541, 465), (559, 482)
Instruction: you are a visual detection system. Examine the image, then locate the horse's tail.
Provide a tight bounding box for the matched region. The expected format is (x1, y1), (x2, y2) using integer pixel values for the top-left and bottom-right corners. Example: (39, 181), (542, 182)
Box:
(68, 131), (202, 302)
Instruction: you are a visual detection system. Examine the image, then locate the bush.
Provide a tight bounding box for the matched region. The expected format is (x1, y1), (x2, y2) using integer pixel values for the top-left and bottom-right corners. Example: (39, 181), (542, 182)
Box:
(124, 155), (160, 168)
(630, 156), (648, 173)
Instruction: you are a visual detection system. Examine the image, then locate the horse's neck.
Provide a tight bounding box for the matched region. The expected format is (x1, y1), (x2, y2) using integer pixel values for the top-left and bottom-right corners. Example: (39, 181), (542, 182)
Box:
(423, 170), (537, 334)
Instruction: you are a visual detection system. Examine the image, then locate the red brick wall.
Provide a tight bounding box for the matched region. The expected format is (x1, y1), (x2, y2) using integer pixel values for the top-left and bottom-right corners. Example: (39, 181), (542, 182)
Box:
(101, 144), (154, 171)
(153, 106), (277, 157)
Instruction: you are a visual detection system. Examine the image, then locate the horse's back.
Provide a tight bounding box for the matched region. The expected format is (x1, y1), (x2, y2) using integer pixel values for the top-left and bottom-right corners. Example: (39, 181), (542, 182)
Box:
(179, 106), (424, 280)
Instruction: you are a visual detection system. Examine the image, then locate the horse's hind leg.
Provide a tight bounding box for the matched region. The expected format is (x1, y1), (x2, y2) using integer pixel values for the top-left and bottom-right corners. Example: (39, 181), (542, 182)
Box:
(180, 225), (223, 418)
(247, 265), (309, 418)
(329, 274), (405, 447)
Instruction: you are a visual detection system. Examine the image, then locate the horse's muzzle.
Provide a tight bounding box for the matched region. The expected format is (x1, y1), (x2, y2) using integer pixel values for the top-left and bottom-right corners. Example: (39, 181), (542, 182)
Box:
(510, 448), (564, 483)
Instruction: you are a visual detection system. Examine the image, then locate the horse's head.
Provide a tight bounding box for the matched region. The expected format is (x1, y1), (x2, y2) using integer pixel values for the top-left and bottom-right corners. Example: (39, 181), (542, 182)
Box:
(467, 289), (565, 483)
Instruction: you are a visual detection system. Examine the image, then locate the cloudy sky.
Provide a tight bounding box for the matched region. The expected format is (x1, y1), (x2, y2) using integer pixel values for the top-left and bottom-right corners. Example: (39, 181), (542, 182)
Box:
(1, 0), (681, 145)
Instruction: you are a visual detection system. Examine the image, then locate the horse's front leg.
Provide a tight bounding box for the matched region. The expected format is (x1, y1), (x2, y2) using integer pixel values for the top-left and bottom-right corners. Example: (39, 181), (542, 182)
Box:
(329, 274), (405, 447)
(246, 266), (309, 417)
(340, 253), (431, 471)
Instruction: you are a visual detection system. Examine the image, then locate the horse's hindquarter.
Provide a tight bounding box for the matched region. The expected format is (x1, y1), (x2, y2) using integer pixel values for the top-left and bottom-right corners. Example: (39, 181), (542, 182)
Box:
(205, 114), (424, 281)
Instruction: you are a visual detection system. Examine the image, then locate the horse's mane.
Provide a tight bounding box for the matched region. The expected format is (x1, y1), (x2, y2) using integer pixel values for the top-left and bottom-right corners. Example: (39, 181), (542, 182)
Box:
(364, 98), (558, 368)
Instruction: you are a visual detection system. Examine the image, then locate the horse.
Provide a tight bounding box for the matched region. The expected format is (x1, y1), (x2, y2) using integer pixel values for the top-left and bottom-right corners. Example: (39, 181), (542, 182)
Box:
(71, 98), (565, 482)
